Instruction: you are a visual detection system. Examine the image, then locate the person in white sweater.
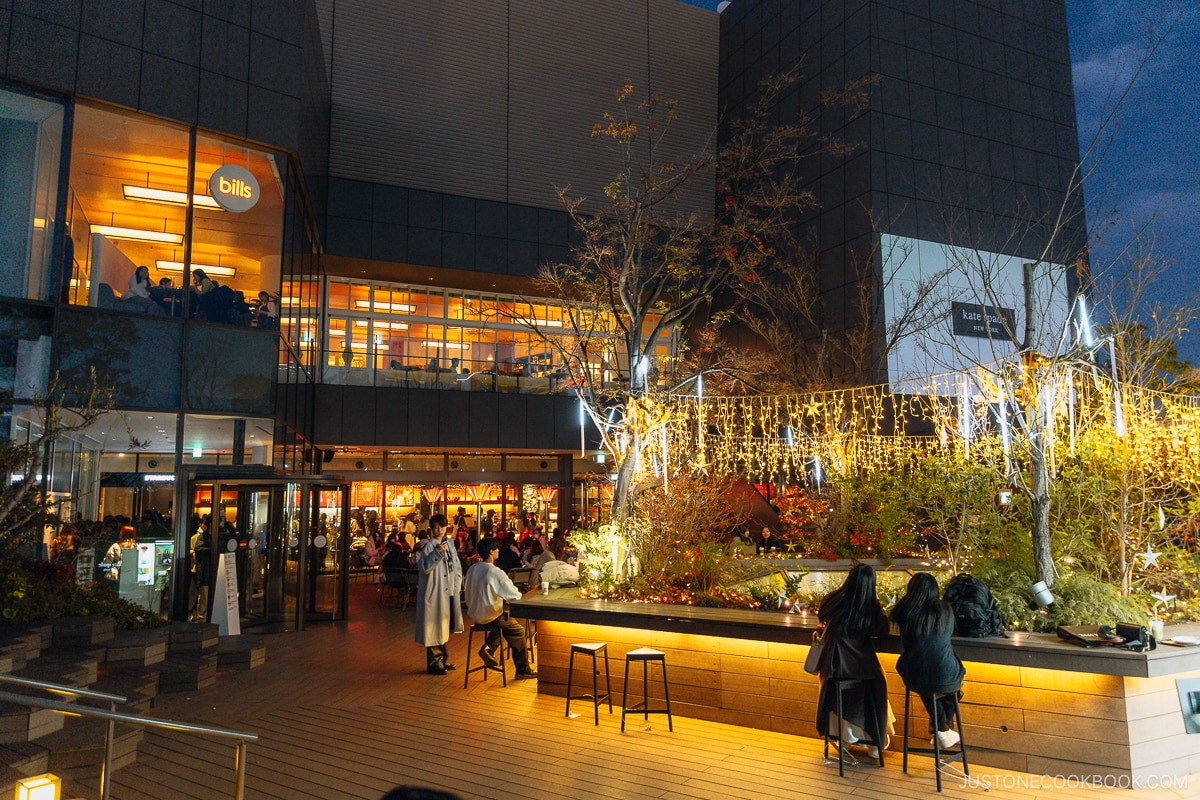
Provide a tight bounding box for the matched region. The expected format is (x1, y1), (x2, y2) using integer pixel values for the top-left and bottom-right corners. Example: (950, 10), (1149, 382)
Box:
(463, 537), (537, 678)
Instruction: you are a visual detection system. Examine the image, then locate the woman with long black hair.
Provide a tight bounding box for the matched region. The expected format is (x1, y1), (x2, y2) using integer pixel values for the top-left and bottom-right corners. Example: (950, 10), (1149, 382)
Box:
(890, 572), (965, 748)
(815, 564), (893, 755)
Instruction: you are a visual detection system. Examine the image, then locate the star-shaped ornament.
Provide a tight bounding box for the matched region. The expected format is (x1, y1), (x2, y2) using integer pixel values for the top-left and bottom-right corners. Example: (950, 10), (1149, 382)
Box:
(1139, 543), (1162, 569)
(785, 541), (798, 554)
(1151, 590), (1176, 606)
(883, 592), (898, 610)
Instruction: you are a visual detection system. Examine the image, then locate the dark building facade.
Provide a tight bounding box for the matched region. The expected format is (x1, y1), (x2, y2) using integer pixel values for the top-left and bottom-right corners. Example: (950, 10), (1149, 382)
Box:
(719, 0), (1086, 385)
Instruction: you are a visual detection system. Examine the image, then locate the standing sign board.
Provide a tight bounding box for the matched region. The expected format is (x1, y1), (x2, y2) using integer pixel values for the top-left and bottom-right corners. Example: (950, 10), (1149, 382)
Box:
(210, 553), (241, 636)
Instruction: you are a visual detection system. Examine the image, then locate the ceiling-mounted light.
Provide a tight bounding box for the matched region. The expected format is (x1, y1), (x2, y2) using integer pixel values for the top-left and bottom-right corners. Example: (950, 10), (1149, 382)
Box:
(91, 224), (183, 244)
(357, 300), (414, 313)
(123, 185), (223, 210)
(155, 260), (236, 277)
(422, 341), (469, 349)
(353, 319), (408, 330)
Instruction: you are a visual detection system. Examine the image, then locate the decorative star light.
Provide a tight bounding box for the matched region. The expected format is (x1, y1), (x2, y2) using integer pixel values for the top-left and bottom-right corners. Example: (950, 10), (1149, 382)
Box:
(1139, 543), (1162, 569)
(883, 592), (898, 610)
(777, 592), (790, 609)
(785, 541), (798, 554)
(1151, 590), (1176, 607)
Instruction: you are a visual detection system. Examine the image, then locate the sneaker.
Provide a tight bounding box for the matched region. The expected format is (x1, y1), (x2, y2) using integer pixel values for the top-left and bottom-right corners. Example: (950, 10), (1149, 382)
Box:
(515, 669), (539, 680)
(478, 646), (500, 668)
(935, 729), (960, 749)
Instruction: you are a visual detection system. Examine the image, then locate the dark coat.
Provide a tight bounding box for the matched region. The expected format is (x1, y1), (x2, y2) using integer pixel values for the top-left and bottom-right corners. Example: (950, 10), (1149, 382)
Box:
(896, 615), (965, 695)
(814, 612), (891, 741)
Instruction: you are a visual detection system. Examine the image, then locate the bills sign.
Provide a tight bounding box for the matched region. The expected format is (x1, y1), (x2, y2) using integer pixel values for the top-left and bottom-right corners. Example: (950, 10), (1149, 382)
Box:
(952, 301), (1016, 340)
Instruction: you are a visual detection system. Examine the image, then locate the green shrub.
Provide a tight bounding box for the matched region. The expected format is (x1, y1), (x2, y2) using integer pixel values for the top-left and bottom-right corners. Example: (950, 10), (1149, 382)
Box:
(975, 559), (1149, 632)
(0, 556), (165, 630)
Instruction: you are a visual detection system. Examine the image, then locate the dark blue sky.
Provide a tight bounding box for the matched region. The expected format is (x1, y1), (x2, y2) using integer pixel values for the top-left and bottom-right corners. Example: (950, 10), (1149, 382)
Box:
(685, 0), (1200, 361)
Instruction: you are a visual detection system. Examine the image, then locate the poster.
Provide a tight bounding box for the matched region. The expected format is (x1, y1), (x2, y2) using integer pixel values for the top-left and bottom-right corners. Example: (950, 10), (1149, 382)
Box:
(210, 553), (241, 636)
(136, 543), (155, 585)
(75, 549), (95, 585)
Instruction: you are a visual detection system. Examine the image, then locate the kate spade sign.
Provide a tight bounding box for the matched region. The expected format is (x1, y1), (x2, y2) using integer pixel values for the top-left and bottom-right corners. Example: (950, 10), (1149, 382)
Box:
(208, 164), (260, 213)
(952, 301), (1016, 340)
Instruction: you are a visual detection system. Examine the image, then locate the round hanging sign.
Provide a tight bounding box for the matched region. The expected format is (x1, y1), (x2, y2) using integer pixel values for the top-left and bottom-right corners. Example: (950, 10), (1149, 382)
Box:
(208, 164), (260, 212)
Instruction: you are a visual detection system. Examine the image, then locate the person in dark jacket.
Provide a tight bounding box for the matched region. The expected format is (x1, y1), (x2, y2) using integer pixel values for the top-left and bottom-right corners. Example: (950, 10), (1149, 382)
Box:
(814, 564), (892, 754)
(891, 572), (965, 748)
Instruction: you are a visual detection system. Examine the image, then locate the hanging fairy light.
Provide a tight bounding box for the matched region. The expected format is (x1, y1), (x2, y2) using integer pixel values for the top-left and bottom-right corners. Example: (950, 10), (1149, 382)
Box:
(1077, 296), (1096, 348)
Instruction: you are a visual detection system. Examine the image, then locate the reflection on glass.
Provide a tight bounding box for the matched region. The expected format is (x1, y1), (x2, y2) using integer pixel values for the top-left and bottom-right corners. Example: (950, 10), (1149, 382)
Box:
(0, 88), (65, 302)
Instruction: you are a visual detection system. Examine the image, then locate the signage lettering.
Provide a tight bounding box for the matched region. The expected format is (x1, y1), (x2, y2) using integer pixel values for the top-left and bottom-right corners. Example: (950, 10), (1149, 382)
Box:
(208, 164), (260, 213)
(952, 301), (1017, 340)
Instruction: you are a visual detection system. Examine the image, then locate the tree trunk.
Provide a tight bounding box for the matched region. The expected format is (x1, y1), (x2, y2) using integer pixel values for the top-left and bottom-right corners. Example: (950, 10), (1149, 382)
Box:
(611, 450), (637, 520)
(1030, 441), (1055, 587)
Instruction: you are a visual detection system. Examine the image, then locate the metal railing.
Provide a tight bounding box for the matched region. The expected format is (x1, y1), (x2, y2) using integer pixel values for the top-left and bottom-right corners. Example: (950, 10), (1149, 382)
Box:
(0, 676), (257, 800)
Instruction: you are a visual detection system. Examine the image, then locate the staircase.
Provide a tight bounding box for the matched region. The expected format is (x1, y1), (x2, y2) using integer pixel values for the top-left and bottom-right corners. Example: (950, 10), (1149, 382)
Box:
(0, 618), (266, 796)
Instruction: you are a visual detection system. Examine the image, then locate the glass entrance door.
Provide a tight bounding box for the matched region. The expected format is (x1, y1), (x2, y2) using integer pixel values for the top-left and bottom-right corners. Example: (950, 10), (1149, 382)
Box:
(304, 485), (348, 622)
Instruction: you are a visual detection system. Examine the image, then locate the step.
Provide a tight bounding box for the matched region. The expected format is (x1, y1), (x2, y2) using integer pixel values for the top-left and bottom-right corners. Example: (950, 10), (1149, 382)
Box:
(42, 716), (143, 772)
(167, 622), (219, 654)
(105, 629), (169, 668)
(15, 650), (101, 689)
(0, 624), (53, 670)
(0, 702), (65, 745)
(217, 636), (266, 671)
(156, 653), (218, 693)
(91, 669), (159, 715)
(52, 617), (115, 650)
(0, 741), (49, 777)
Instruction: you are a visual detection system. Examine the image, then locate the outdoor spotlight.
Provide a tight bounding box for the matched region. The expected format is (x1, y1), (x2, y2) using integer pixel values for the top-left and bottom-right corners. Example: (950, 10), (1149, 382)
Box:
(1030, 580), (1055, 609)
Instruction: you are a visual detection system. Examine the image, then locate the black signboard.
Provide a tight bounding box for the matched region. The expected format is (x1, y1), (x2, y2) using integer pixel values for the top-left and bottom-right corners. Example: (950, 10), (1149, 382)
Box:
(952, 301), (1016, 340)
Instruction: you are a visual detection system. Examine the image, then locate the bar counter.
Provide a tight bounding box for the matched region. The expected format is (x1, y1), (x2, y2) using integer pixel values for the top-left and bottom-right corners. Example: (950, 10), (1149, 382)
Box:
(513, 590), (1200, 781)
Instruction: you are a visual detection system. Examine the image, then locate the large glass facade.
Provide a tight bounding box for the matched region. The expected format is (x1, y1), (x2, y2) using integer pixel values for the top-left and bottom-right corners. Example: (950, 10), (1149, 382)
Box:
(313, 278), (675, 393)
(0, 87), (65, 302)
(65, 104), (285, 326)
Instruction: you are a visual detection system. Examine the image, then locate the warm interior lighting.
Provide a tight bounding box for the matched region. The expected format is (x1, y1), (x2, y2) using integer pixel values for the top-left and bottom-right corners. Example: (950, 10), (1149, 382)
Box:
(280, 296), (300, 305)
(91, 224), (183, 244)
(358, 300), (415, 313)
(155, 260), (237, 278)
(14, 772), (61, 800)
(354, 319), (408, 330)
(123, 184), (223, 210)
(422, 341), (469, 349)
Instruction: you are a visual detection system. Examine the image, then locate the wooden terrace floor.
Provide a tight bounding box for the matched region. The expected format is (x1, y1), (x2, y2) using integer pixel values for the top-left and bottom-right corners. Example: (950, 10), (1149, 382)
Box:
(73, 583), (1194, 800)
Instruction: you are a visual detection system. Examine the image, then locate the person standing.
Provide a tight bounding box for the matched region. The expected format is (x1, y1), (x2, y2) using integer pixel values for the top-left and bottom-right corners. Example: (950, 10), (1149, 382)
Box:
(463, 538), (537, 678)
(415, 514), (463, 675)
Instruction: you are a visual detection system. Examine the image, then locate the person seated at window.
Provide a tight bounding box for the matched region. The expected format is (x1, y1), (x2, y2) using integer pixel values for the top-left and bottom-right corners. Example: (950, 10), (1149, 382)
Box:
(463, 537), (537, 679)
(814, 563), (893, 758)
(158, 277), (174, 288)
(253, 291), (278, 328)
(891, 572), (964, 749)
(425, 357), (439, 371)
(192, 269), (214, 294)
(120, 265), (163, 315)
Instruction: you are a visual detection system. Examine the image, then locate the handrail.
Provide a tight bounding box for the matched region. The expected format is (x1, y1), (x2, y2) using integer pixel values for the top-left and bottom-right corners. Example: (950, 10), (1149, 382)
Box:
(0, 674), (127, 704)
(0, 689), (257, 800)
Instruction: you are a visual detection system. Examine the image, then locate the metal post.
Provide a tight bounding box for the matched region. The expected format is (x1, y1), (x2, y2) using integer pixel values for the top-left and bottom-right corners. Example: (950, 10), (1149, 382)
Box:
(100, 701), (116, 800)
(235, 740), (248, 800)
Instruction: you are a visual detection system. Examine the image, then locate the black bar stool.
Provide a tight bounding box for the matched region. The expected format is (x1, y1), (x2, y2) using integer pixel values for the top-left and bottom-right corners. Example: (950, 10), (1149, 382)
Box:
(621, 647), (672, 732)
(463, 623), (507, 688)
(565, 642), (612, 725)
(902, 687), (968, 792)
(822, 677), (885, 776)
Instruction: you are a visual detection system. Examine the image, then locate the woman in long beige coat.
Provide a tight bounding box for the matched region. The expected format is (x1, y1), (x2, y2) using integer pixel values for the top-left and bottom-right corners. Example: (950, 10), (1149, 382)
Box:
(415, 514), (463, 674)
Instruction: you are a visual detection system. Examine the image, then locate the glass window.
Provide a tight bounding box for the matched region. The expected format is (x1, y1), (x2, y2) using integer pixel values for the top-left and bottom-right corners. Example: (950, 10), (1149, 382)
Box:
(327, 280), (350, 310)
(191, 134), (285, 325)
(0, 88), (65, 301)
(68, 104), (190, 314)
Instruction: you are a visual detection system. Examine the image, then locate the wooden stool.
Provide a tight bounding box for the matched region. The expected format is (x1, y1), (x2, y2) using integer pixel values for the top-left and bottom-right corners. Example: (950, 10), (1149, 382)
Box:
(620, 647), (672, 732)
(902, 687), (968, 792)
(822, 677), (885, 776)
(463, 623), (507, 688)
(566, 643), (612, 725)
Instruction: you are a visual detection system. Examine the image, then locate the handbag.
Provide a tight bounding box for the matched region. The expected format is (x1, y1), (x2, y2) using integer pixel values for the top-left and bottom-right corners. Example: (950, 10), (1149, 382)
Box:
(803, 630), (824, 675)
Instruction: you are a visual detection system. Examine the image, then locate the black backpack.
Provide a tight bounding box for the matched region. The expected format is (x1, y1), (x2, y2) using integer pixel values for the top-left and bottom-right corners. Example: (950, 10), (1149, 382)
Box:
(943, 574), (1004, 637)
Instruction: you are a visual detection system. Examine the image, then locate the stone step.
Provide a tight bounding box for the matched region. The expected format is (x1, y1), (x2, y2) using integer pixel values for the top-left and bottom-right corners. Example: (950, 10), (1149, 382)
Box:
(42, 717), (143, 772)
(217, 636), (266, 671)
(0, 740), (50, 778)
(156, 653), (218, 693)
(0, 702), (65, 745)
(167, 622), (219, 654)
(52, 617), (115, 650)
(105, 629), (169, 668)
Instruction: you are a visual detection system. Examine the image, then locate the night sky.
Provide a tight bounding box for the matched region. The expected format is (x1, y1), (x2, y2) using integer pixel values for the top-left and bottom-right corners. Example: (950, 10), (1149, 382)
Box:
(684, 0), (1200, 361)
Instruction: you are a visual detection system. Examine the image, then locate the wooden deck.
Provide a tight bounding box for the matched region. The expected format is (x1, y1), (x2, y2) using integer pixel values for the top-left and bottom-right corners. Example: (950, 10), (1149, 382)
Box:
(69, 583), (1194, 799)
